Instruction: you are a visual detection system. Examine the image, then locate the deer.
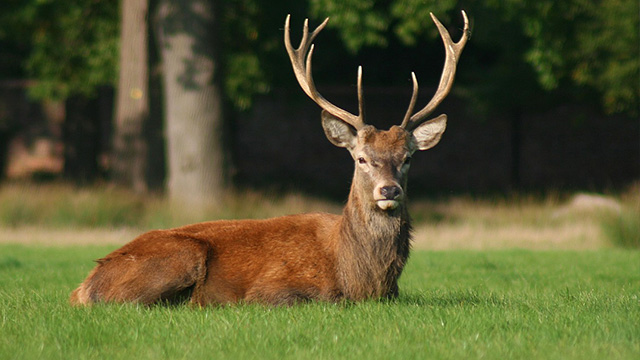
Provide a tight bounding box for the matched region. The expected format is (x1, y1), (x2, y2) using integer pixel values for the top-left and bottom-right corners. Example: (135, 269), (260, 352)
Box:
(70, 11), (469, 306)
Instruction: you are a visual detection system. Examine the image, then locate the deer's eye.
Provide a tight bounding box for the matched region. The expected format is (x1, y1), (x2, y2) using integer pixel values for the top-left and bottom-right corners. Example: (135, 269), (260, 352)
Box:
(358, 157), (367, 165)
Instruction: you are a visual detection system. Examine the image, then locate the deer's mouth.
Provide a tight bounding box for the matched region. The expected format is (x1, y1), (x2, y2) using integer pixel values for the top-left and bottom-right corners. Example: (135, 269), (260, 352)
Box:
(376, 199), (400, 211)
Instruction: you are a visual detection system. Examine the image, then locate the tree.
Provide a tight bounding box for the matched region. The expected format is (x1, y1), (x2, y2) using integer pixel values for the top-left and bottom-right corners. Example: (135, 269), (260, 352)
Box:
(9, 0), (119, 101)
(0, 0), (299, 193)
(154, 0), (225, 207)
(3, 0), (635, 191)
(309, 0), (639, 187)
(113, 0), (150, 193)
(310, 0), (639, 115)
(0, 0), (119, 183)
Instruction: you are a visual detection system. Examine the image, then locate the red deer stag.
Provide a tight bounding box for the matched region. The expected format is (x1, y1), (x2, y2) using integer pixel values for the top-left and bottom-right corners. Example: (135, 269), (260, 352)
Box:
(70, 11), (469, 306)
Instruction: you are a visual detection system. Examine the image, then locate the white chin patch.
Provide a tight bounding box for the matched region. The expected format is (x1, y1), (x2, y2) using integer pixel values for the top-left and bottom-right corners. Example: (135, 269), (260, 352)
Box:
(376, 200), (399, 210)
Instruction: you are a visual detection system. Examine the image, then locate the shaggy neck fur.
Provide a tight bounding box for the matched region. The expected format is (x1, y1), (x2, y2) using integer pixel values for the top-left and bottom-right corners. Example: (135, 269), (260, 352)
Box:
(336, 178), (412, 300)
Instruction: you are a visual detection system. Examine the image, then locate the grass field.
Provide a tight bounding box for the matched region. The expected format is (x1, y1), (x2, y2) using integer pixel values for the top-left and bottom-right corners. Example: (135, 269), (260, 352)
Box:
(0, 183), (638, 358)
(0, 245), (638, 359)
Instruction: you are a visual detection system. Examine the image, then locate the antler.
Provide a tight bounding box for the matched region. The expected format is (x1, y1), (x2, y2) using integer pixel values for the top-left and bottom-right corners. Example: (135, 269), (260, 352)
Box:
(285, 15), (366, 130)
(400, 11), (470, 131)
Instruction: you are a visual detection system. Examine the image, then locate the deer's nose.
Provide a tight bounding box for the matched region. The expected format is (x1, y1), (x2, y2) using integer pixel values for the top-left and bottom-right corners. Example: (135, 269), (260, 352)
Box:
(379, 185), (402, 200)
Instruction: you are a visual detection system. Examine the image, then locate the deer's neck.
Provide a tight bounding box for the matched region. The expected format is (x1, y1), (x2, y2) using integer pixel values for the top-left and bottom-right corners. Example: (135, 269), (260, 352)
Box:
(336, 184), (412, 300)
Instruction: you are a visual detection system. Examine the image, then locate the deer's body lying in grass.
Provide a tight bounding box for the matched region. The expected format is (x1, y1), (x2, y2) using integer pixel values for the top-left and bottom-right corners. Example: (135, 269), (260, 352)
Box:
(70, 11), (469, 306)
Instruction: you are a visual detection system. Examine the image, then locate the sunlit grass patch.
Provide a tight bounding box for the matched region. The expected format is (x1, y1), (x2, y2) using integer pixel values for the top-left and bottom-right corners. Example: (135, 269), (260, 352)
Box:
(0, 245), (638, 359)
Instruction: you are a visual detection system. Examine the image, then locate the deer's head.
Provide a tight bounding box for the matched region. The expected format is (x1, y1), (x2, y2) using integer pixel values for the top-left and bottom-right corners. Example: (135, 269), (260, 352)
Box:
(285, 12), (469, 211)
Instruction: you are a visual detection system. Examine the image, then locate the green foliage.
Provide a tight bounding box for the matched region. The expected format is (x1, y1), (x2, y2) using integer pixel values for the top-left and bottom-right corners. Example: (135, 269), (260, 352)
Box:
(1, 0), (636, 113)
(219, 0), (274, 109)
(0, 0), (119, 100)
(494, 0), (640, 114)
(390, 0), (458, 46)
(570, 0), (640, 114)
(310, 0), (390, 51)
(310, 0), (639, 115)
(222, 53), (270, 110)
(1, 247), (639, 359)
(0, 0), (290, 109)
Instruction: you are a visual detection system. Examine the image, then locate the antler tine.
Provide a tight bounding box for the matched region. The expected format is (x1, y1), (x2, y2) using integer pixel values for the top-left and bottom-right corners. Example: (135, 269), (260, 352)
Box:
(357, 66), (365, 121)
(285, 15), (365, 130)
(284, 15), (323, 96)
(400, 72), (419, 128)
(403, 10), (470, 131)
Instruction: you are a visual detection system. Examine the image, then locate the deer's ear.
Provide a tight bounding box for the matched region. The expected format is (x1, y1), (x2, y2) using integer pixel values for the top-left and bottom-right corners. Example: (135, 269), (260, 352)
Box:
(412, 114), (447, 151)
(321, 110), (357, 150)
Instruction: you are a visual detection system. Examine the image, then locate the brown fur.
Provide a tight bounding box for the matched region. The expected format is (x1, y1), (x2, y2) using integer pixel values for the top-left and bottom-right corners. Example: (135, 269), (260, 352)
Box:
(70, 9), (464, 304)
(71, 11), (466, 306)
(70, 127), (418, 306)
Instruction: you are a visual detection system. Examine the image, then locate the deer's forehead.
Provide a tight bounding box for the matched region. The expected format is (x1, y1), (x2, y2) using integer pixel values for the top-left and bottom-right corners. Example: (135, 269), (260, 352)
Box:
(357, 126), (413, 156)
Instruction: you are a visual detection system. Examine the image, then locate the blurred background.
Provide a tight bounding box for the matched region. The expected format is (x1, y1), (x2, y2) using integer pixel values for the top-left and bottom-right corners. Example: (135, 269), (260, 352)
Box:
(0, 0), (638, 249)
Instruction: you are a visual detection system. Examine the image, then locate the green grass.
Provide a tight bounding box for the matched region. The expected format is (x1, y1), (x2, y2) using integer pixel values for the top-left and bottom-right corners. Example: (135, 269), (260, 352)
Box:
(603, 211), (640, 249)
(1, 245), (638, 359)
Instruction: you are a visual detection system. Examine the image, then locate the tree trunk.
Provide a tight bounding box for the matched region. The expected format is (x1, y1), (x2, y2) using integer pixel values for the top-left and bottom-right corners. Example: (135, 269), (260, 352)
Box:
(154, 0), (225, 207)
(113, 0), (149, 193)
